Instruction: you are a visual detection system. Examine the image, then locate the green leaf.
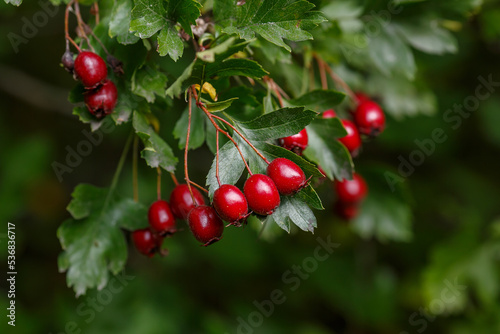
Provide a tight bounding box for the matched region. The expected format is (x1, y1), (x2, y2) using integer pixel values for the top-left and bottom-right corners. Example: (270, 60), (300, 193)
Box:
(368, 25), (416, 80)
(203, 97), (239, 113)
(130, 0), (201, 60)
(157, 25), (184, 60)
(288, 89), (346, 111)
(303, 118), (353, 181)
(132, 111), (178, 172)
(267, 196), (317, 233)
(166, 61), (195, 98)
(205, 58), (268, 79)
(132, 66), (168, 103)
(173, 104), (206, 150)
(72, 107), (107, 132)
(197, 36), (240, 62)
(4, 0), (22, 5)
(206, 141), (246, 198)
(58, 184), (147, 296)
(236, 107), (317, 141)
(217, 0), (327, 51)
(394, 21), (458, 55)
(167, 0), (202, 37)
(296, 185), (324, 210)
(109, 0), (140, 45)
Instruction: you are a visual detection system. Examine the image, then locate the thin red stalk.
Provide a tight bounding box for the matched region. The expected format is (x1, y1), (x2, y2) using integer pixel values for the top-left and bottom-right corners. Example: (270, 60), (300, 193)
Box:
(156, 167), (162, 200)
(215, 130), (221, 186)
(188, 180), (209, 194)
(65, 1), (81, 52)
(92, 2), (100, 25)
(73, 2), (94, 52)
(211, 114), (270, 165)
(184, 89), (196, 203)
(318, 55), (357, 104)
(170, 172), (179, 186)
(317, 57), (328, 90)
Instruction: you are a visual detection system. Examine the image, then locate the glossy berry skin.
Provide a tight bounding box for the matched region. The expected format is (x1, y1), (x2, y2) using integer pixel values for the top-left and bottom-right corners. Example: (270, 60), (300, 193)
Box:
(148, 200), (176, 236)
(243, 174), (280, 215)
(188, 206), (224, 246)
(322, 109), (337, 119)
(84, 80), (118, 119)
(279, 128), (308, 155)
(334, 201), (359, 221)
(169, 184), (206, 220)
(74, 51), (108, 88)
(339, 119), (362, 155)
(267, 158), (306, 195)
(213, 184), (248, 224)
(132, 228), (162, 257)
(354, 92), (370, 103)
(354, 100), (386, 137)
(334, 173), (368, 204)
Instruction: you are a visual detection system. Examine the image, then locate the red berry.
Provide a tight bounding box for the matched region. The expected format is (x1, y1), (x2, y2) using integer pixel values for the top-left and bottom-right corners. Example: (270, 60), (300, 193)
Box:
(279, 128), (308, 155)
(169, 184), (206, 220)
(334, 173), (368, 204)
(74, 51), (108, 88)
(355, 92), (370, 103)
(339, 119), (362, 155)
(266, 158), (306, 195)
(84, 80), (118, 119)
(213, 184), (248, 224)
(148, 200), (176, 236)
(132, 228), (163, 257)
(334, 201), (359, 220)
(354, 100), (386, 137)
(322, 109), (337, 119)
(243, 174), (280, 215)
(188, 205), (224, 246)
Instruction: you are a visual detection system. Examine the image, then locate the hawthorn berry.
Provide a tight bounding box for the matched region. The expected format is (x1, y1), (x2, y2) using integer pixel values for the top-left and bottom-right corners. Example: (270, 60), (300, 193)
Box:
(132, 228), (163, 257)
(188, 205), (224, 246)
(148, 200), (176, 236)
(84, 80), (118, 119)
(322, 109), (337, 119)
(334, 173), (368, 204)
(279, 128), (308, 155)
(266, 158), (306, 195)
(339, 119), (362, 155)
(354, 92), (370, 103)
(74, 51), (108, 88)
(354, 100), (386, 137)
(169, 184), (205, 220)
(334, 201), (359, 221)
(213, 184), (248, 225)
(243, 174), (280, 215)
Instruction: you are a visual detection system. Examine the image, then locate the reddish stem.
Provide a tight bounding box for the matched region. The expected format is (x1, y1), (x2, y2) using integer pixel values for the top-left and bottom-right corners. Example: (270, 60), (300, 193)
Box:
(211, 114), (270, 165)
(184, 89), (196, 203)
(315, 54), (357, 104)
(317, 57), (328, 90)
(215, 130), (221, 186)
(64, 1), (81, 52)
(92, 2), (100, 25)
(189, 180), (209, 194)
(156, 167), (162, 200)
(170, 172), (179, 186)
(73, 1), (95, 52)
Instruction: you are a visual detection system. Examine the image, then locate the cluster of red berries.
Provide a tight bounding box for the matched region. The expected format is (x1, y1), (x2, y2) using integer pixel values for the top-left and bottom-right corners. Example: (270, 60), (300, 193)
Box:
(62, 50), (118, 119)
(132, 158), (308, 256)
(277, 92), (385, 220)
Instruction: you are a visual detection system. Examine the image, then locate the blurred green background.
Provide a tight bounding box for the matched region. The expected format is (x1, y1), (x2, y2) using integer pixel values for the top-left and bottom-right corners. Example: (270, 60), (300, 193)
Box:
(1, 1), (500, 334)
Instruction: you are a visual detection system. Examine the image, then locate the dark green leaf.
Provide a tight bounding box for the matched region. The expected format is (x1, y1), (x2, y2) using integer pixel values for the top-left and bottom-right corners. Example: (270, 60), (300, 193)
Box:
(203, 97), (239, 113)
(288, 89), (346, 111)
(58, 184), (147, 296)
(109, 0), (140, 45)
(303, 118), (353, 181)
(130, 0), (167, 39)
(236, 107), (317, 141)
(218, 0), (327, 51)
(267, 196), (317, 233)
(132, 111), (178, 172)
(132, 66), (168, 103)
(166, 61), (195, 98)
(296, 185), (324, 210)
(72, 107), (106, 132)
(157, 25), (184, 60)
(166, 0), (201, 37)
(205, 58), (268, 79)
(173, 104), (206, 150)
